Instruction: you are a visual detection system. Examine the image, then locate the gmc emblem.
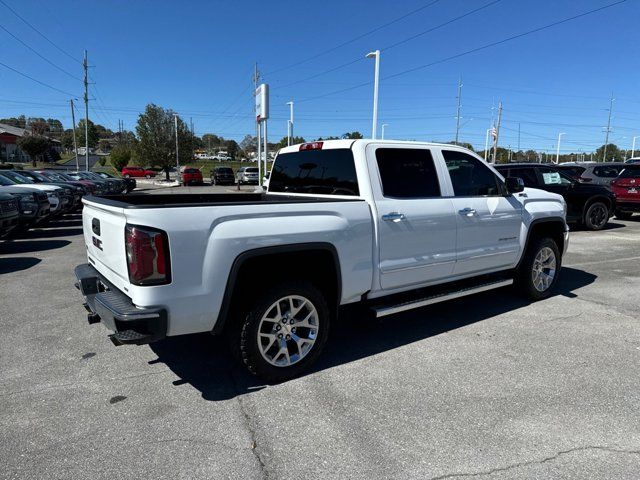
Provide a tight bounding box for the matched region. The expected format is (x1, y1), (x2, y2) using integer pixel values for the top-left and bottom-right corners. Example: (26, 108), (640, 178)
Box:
(92, 236), (103, 251)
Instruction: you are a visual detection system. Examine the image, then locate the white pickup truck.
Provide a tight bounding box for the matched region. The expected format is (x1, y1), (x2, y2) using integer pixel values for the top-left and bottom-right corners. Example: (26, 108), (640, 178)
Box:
(75, 140), (569, 380)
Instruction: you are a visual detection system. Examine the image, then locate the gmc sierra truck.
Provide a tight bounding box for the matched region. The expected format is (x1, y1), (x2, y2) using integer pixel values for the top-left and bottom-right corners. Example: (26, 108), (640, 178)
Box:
(75, 140), (569, 381)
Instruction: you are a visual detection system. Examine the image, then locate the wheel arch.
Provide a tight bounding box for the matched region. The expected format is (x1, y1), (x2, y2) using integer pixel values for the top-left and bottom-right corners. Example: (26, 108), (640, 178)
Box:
(213, 242), (342, 335)
(518, 218), (567, 269)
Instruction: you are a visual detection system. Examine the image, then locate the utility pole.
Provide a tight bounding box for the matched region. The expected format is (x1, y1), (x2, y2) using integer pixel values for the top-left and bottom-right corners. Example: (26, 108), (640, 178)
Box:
(484, 128), (490, 161)
(70, 99), (79, 171)
(253, 63), (261, 186)
(173, 114), (179, 178)
(454, 77), (462, 145)
(366, 50), (380, 139)
(491, 102), (502, 164)
(190, 117), (194, 161)
(286, 100), (294, 146)
(83, 50), (89, 171)
(631, 135), (638, 159)
(603, 93), (614, 162)
(517, 122), (521, 152)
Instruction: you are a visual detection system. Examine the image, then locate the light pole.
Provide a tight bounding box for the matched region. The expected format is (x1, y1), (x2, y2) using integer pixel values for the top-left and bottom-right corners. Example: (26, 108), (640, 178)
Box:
(632, 135), (639, 159)
(555, 132), (565, 164)
(484, 128), (491, 161)
(286, 101), (294, 146)
(366, 50), (380, 139)
(381, 123), (388, 140)
(173, 114), (179, 179)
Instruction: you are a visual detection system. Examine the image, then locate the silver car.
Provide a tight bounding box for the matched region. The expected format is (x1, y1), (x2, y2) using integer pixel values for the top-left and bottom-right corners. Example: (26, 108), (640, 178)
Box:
(236, 166), (259, 185)
(556, 162), (626, 187)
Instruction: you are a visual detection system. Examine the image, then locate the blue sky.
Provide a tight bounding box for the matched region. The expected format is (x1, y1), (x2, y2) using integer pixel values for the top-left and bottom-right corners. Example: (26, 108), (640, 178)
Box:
(1, 0), (638, 154)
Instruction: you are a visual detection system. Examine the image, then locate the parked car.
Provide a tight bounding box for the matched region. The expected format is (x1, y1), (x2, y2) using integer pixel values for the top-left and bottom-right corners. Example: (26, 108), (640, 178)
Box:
(625, 158), (640, 164)
(180, 168), (203, 186)
(122, 166), (156, 179)
(0, 192), (20, 237)
(0, 186), (50, 228)
(96, 172), (136, 192)
(236, 166), (259, 185)
(55, 172), (99, 194)
(262, 171), (270, 189)
(75, 140), (568, 381)
(70, 171), (124, 194)
(36, 170), (91, 196)
(9, 170), (82, 210)
(495, 163), (615, 230)
(557, 162), (625, 187)
(210, 167), (235, 185)
(0, 171), (70, 214)
(610, 164), (640, 219)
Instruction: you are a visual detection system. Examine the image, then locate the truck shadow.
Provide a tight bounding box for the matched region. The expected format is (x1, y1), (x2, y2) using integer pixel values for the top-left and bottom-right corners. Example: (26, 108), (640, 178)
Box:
(148, 266), (596, 402)
(0, 256), (42, 274)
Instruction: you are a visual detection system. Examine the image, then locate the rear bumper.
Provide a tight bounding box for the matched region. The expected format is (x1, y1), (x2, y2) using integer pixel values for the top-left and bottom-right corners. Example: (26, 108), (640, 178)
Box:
(74, 263), (167, 345)
(616, 201), (640, 212)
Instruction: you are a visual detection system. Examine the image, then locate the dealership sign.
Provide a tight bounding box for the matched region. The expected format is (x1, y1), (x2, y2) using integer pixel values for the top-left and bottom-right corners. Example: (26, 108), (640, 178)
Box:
(255, 83), (269, 122)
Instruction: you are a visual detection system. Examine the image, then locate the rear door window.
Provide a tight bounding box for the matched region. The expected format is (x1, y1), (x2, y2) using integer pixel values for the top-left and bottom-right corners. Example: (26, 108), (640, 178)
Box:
(593, 166), (622, 177)
(375, 148), (440, 198)
(442, 150), (504, 196)
(510, 168), (539, 187)
(269, 148), (359, 196)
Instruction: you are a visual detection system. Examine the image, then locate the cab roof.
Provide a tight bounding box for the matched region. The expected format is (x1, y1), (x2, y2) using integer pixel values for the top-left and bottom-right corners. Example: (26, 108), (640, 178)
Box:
(277, 139), (472, 155)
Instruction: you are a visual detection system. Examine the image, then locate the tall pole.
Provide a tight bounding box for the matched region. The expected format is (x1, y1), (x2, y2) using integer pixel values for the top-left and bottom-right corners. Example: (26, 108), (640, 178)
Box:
(174, 114), (179, 177)
(83, 50), (89, 171)
(366, 50), (380, 139)
(381, 124), (388, 140)
(484, 128), (490, 161)
(263, 120), (268, 182)
(286, 100), (294, 146)
(70, 99), (79, 171)
(454, 77), (462, 144)
(556, 133), (565, 164)
(491, 102), (502, 164)
(603, 93), (614, 162)
(631, 136), (638, 158)
(517, 122), (521, 152)
(253, 63), (261, 186)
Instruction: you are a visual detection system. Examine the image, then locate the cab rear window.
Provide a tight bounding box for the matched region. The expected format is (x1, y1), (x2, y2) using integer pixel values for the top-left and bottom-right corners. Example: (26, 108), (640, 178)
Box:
(269, 149), (359, 196)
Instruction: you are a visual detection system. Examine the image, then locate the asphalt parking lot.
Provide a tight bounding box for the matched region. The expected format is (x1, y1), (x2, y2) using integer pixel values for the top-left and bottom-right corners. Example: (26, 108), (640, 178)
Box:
(1, 196), (639, 479)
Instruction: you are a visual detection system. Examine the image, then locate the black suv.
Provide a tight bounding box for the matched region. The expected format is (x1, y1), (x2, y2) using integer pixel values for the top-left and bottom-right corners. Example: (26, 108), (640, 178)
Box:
(211, 167), (235, 185)
(495, 163), (616, 230)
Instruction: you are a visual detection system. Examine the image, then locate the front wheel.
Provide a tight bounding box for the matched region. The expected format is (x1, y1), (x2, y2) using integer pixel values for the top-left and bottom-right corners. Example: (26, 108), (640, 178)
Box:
(237, 281), (330, 382)
(516, 237), (561, 301)
(584, 201), (609, 230)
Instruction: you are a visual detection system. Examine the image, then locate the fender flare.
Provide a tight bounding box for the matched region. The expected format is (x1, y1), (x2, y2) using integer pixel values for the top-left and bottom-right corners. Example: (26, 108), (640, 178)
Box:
(517, 217), (567, 270)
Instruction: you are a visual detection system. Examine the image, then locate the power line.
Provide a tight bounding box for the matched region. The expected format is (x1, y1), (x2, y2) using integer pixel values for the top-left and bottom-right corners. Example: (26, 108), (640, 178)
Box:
(0, 60), (78, 97)
(0, 0), (81, 65)
(0, 22), (82, 81)
(297, 0), (627, 103)
(265, 0), (441, 76)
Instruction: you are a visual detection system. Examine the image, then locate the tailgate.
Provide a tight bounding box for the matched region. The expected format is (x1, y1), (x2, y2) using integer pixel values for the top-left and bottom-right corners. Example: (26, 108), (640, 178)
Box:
(82, 199), (131, 287)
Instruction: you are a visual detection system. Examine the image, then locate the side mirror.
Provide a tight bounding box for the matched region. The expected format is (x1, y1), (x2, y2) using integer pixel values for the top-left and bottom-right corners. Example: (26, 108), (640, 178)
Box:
(505, 177), (525, 194)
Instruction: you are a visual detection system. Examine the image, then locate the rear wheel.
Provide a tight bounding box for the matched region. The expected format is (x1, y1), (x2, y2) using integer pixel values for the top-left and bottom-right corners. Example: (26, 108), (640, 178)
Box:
(615, 209), (633, 220)
(516, 237), (561, 301)
(584, 201), (609, 230)
(237, 281), (330, 382)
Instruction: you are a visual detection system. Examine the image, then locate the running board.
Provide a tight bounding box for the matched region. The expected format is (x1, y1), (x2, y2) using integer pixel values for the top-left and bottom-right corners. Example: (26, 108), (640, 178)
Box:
(372, 279), (514, 318)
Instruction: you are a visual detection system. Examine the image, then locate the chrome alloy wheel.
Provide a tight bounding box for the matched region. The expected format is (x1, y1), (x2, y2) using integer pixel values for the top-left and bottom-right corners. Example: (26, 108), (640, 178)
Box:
(257, 295), (319, 367)
(532, 247), (557, 292)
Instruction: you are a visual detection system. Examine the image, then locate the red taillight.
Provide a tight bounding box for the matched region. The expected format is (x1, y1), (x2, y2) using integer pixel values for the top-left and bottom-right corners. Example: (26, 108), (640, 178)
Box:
(299, 141), (323, 151)
(579, 176), (592, 183)
(125, 225), (170, 285)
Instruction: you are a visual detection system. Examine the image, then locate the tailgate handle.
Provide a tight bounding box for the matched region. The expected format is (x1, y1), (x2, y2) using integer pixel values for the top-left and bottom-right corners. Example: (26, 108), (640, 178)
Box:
(92, 218), (101, 235)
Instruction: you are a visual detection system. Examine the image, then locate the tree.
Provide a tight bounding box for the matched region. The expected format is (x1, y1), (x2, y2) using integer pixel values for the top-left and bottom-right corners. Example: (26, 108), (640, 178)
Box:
(343, 131), (363, 139)
(448, 141), (474, 152)
(98, 139), (111, 152)
(595, 143), (621, 162)
(110, 144), (133, 171)
(29, 119), (49, 135)
(225, 139), (240, 160)
(0, 115), (27, 128)
(239, 134), (257, 153)
(274, 136), (306, 150)
(75, 119), (99, 149)
(135, 104), (192, 180)
(61, 129), (75, 151)
(17, 135), (50, 166)
(202, 133), (223, 151)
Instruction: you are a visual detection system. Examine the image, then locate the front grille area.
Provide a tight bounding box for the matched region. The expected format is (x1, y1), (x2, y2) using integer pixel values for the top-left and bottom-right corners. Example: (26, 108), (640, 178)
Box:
(0, 199), (18, 214)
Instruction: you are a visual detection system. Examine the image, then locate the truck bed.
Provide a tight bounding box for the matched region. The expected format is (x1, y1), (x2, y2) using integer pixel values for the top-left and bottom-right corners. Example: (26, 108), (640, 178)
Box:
(89, 193), (363, 209)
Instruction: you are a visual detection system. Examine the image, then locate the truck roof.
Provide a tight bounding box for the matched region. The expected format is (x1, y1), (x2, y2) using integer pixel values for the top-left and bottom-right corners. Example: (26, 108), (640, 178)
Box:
(277, 139), (468, 155)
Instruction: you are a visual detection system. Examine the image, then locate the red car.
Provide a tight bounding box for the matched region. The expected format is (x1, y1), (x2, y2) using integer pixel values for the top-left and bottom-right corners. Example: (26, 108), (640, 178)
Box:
(181, 168), (203, 186)
(122, 167), (156, 179)
(611, 165), (640, 219)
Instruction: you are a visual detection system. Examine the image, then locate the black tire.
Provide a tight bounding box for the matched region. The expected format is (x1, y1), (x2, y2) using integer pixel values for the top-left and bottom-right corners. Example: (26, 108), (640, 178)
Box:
(516, 237), (561, 301)
(584, 201), (609, 230)
(615, 209), (633, 220)
(237, 281), (330, 382)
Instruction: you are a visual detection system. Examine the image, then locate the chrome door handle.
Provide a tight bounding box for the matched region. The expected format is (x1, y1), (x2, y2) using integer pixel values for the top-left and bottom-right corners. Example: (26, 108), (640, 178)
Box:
(382, 212), (406, 222)
(458, 207), (477, 216)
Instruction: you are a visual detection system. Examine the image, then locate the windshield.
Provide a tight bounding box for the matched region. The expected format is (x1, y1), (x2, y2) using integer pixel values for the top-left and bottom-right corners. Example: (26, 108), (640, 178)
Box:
(4, 171), (34, 184)
(184, 168), (200, 173)
(218, 168), (233, 174)
(269, 148), (359, 196)
(0, 174), (15, 186)
(245, 168), (259, 173)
